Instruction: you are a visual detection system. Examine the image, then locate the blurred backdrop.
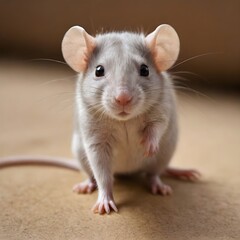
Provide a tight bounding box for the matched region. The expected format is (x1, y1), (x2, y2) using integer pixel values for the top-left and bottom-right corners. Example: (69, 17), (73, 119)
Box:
(0, 0), (240, 87)
(1, 2), (240, 238)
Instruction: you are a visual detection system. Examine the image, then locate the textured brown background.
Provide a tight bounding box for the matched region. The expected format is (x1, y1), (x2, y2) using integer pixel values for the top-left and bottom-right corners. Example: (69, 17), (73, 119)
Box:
(0, 0), (240, 84)
(0, 63), (240, 239)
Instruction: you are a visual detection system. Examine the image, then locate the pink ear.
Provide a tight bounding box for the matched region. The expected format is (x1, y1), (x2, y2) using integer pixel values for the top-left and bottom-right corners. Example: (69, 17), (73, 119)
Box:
(146, 24), (180, 72)
(62, 26), (96, 72)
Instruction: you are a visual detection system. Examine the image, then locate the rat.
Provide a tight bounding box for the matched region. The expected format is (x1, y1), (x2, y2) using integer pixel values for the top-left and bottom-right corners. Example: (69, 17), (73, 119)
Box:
(0, 24), (201, 214)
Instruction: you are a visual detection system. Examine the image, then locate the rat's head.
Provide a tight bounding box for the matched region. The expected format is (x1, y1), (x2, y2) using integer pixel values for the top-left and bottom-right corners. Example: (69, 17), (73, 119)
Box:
(62, 25), (180, 121)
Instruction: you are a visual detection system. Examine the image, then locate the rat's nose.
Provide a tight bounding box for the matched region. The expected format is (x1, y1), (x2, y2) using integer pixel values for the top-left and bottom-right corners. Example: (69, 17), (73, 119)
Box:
(115, 92), (133, 106)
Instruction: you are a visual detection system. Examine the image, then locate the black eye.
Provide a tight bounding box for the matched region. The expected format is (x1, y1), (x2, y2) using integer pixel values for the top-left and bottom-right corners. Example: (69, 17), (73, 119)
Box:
(95, 65), (105, 77)
(140, 64), (149, 77)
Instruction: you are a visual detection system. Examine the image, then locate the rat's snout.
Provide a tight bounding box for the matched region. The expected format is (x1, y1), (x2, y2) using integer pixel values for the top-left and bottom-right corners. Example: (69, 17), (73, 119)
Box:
(114, 89), (133, 106)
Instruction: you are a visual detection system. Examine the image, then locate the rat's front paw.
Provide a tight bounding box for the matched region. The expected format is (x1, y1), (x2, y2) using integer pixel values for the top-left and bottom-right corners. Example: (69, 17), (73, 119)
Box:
(92, 195), (118, 215)
(141, 135), (159, 157)
(140, 124), (160, 157)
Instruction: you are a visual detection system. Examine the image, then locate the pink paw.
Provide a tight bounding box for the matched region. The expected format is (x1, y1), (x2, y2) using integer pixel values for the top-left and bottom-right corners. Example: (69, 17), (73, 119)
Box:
(166, 168), (201, 181)
(140, 136), (159, 157)
(149, 175), (172, 196)
(92, 195), (118, 215)
(73, 178), (97, 194)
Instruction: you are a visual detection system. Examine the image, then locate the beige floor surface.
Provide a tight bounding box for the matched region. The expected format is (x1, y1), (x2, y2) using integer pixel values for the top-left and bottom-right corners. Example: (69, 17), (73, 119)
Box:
(0, 62), (240, 240)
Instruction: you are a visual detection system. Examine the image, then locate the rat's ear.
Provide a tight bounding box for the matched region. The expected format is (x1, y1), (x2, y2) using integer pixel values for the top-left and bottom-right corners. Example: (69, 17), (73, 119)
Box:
(146, 24), (180, 72)
(62, 26), (96, 72)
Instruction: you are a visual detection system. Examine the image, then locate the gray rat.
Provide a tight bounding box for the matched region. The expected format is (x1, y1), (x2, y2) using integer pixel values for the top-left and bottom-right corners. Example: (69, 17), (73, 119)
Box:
(62, 24), (200, 214)
(0, 24), (200, 215)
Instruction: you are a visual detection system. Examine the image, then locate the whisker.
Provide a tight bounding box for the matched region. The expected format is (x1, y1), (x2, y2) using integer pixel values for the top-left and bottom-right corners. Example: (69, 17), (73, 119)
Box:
(142, 85), (213, 102)
(34, 92), (76, 106)
(171, 71), (209, 83)
(170, 52), (222, 70)
(171, 75), (191, 83)
(90, 86), (104, 93)
(50, 100), (75, 114)
(27, 58), (68, 65)
(173, 86), (214, 102)
(87, 104), (108, 121)
(171, 76), (190, 83)
(35, 75), (78, 88)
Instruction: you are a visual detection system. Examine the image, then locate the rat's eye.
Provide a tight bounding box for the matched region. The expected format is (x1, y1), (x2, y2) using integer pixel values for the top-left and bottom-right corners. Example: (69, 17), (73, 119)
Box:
(140, 64), (149, 77)
(95, 65), (105, 77)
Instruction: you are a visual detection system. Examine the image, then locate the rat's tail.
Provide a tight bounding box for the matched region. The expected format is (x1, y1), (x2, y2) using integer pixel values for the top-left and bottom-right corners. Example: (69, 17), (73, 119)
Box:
(0, 156), (80, 171)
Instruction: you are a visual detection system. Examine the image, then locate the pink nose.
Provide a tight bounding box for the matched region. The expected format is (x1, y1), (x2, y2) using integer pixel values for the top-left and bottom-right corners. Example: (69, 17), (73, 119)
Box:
(115, 92), (133, 106)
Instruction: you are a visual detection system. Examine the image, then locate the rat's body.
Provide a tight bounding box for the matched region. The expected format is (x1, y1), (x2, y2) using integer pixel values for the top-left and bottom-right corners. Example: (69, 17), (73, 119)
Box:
(67, 28), (195, 214)
(0, 25), (200, 215)
(73, 71), (177, 175)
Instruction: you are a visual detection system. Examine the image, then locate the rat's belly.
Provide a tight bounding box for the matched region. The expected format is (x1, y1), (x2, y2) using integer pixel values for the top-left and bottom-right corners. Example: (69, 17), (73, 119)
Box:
(111, 120), (147, 174)
(112, 147), (147, 174)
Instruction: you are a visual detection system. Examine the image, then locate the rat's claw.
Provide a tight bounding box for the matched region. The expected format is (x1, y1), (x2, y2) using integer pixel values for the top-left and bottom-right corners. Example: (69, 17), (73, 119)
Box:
(73, 178), (97, 194)
(92, 196), (118, 215)
(109, 200), (118, 212)
(104, 201), (110, 214)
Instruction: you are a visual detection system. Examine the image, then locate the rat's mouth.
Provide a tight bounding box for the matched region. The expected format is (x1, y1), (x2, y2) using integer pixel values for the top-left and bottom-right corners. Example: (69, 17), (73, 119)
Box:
(118, 111), (130, 117)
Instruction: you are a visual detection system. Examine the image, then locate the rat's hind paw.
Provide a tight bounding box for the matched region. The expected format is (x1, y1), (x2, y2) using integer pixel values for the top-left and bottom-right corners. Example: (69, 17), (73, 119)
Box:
(165, 167), (201, 181)
(149, 175), (172, 196)
(92, 195), (118, 215)
(73, 177), (97, 194)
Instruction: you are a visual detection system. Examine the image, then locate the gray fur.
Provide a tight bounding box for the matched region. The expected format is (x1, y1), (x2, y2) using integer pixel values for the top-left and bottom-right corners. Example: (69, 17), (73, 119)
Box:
(72, 31), (178, 212)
